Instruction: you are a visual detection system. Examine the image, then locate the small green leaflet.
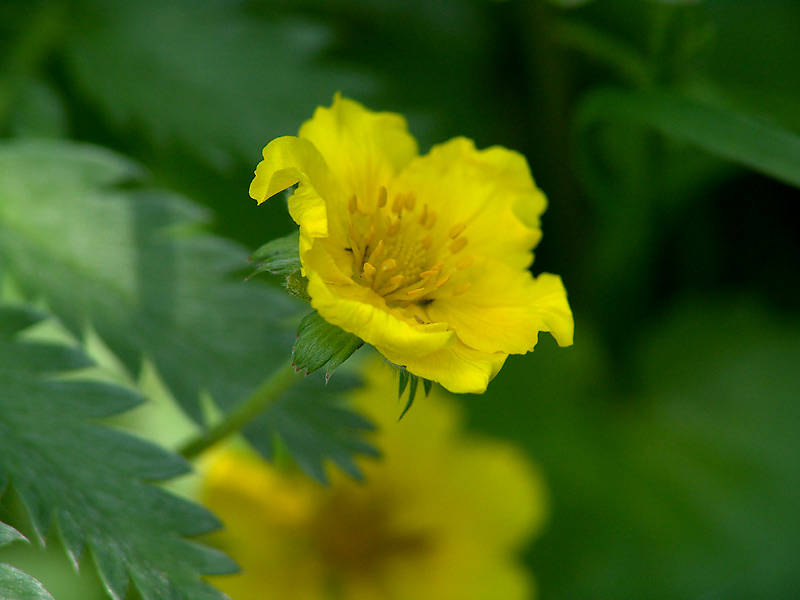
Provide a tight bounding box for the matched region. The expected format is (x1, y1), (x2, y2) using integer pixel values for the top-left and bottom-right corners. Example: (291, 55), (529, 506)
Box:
(0, 305), (236, 600)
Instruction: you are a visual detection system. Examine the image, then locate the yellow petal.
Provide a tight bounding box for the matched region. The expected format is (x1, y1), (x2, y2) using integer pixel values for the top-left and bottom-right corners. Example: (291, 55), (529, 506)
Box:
(299, 94), (419, 207)
(377, 341), (507, 394)
(249, 135), (344, 246)
(394, 137), (546, 269)
(304, 239), (456, 357)
(428, 261), (574, 355)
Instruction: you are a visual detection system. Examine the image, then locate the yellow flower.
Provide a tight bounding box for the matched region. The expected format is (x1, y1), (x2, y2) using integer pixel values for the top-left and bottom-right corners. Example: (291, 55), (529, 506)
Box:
(201, 358), (548, 600)
(250, 95), (573, 393)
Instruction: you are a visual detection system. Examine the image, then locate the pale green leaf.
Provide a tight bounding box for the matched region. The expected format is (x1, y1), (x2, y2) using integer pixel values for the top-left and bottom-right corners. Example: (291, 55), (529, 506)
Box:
(0, 305), (236, 600)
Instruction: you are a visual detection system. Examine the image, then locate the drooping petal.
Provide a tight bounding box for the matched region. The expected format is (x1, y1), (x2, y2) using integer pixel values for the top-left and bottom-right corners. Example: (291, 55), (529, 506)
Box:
(428, 262), (574, 355)
(249, 135), (348, 254)
(304, 239), (456, 357)
(394, 137), (546, 270)
(378, 341), (508, 394)
(299, 94), (419, 209)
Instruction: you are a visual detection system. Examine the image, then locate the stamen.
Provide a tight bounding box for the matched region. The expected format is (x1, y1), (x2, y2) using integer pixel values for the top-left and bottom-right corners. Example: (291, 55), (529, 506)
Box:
(404, 193), (416, 211)
(449, 237), (468, 254)
(392, 194), (406, 215)
(377, 186), (387, 208)
(421, 235), (433, 250)
(456, 256), (474, 270)
(434, 273), (451, 288)
(452, 282), (471, 296)
(348, 195), (358, 214)
(380, 258), (397, 272)
(378, 274), (405, 295)
(424, 211), (437, 229)
(449, 222), (466, 238)
(366, 239), (384, 265)
(406, 288), (427, 300)
(418, 204), (428, 225)
(386, 219), (402, 237)
(361, 262), (376, 286)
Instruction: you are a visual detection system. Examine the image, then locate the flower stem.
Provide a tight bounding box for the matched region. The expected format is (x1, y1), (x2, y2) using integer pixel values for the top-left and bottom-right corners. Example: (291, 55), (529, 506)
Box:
(179, 359), (298, 460)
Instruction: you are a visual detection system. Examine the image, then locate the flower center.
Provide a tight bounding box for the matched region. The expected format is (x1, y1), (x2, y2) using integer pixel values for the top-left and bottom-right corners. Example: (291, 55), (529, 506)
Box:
(346, 186), (473, 308)
(312, 489), (431, 576)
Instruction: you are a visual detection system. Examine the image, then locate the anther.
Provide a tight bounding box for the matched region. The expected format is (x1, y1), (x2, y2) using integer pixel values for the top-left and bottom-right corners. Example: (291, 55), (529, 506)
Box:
(379, 274), (405, 295)
(452, 282), (471, 296)
(380, 258), (397, 272)
(449, 237), (468, 254)
(418, 204), (428, 225)
(456, 256), (474, 270)
(421, 235), (433, 250)
(407, 288), (427, 299)
(434, 273), (451, 288)
(387, 219), (402, 237)
(392, 194), (406, 215)
(348, 195), (358, 214)
(404, 194), (416, 211)
(377, 186), (387, 208)
(449, 222), (466, 238)
(424, 211), (437, 229)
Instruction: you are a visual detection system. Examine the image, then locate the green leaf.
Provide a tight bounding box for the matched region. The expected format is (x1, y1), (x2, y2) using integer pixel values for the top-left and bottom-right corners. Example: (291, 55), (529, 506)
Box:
(251, 374), (379, 483)
(0, 525), (53, 600)
(0, 306), (236, 600)
(0, 139), (373, 479)
(63, 0), (375, 166)
(575, 87), (800, 190)
(0, 523), (27, 548)
(0, 564), (54, 600)
(249, 231), (302, 278)
(293, 311), (364, 380)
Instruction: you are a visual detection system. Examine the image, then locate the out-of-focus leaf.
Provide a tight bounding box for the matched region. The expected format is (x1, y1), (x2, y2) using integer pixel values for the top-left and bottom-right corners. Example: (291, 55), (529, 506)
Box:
(472, 298), (800, 599)
(0, 523), (54, 600)
(0, 139), (375, 480)
(63, 0), (375, 167)
(0, 305), (236, 600)
(250, 372), (379, 483)
(576, 87), (800, 190)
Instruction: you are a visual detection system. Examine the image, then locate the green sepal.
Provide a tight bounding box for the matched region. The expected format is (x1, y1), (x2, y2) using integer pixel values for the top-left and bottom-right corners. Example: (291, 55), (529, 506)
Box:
(248, 231), (311, 303)
(293, 311), (363, 380)
(397, 368), (432, 420)
(249, 231), (301, 277)
(283, 270), (311, 303)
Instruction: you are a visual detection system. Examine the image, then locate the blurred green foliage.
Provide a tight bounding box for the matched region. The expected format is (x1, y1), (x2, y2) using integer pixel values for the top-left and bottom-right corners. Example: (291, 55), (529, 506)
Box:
(1, 0), (799, 598)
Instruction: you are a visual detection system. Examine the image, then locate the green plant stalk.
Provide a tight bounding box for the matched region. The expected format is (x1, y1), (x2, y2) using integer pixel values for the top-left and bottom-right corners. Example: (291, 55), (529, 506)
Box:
(179, 358), (298, 460)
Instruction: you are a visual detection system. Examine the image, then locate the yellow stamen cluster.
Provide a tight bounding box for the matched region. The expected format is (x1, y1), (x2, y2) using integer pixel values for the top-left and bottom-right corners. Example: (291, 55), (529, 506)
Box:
(347, 186), (472, 307)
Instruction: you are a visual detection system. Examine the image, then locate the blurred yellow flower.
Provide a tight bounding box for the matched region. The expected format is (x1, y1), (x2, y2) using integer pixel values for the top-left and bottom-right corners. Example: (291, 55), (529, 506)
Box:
(201, 359), (548, 600)
(250, 95), (573, 393)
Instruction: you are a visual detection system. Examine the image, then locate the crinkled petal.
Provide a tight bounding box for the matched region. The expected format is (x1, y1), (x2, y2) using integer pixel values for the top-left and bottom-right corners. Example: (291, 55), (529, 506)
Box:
(394, 137), (546, 269)
(378, 342), (507, 394)
(299, 94), (419, 208)
(428, 262), (574, 355)
(304, 239), (456, 357)
(249, 135), (349, 257)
